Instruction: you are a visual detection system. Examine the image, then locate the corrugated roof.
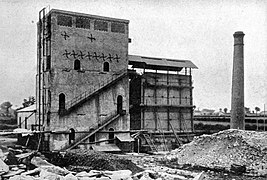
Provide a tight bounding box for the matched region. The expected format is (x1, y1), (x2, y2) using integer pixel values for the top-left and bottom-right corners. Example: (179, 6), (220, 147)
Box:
(128, 55), (198, 71)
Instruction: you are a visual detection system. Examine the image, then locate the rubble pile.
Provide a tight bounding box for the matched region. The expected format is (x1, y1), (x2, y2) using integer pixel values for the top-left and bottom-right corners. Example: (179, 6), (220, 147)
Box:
(125, 153), (205, 180)
(165, 129), (267, 177)
(63, 149), (143, 174)
(0, 147), (144, 180)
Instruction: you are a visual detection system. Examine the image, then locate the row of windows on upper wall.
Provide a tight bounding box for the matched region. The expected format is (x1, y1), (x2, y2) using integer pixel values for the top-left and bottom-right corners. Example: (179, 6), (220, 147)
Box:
(74, 60), (110, 72)
(46, 59), (110, 72)
(57, 15), (125, 33)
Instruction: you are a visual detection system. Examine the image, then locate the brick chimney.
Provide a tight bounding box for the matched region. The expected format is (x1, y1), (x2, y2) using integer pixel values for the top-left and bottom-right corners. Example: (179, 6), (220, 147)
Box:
(231, 31), (245, 129)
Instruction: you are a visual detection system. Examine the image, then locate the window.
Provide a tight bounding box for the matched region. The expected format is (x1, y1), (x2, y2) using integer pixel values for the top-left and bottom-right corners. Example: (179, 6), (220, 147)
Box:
(76, 17), (90, 29)
(111, 22), (125, 33)
(25, 117), (27, 129)
(47, 111), (51, 126)
(74, 60), (81, 70)
(94, 20), (108, 31)
(69, 128), (75, 144)
(117, 95), (123, 114)
(19, 117), (21, 128)
(59, 93), (65, 111)
(108, 128), (115, 144)
(48, 90), (51, 105)
(57, 15), (72, 27)
(46, 56), (51, 71)
(89, 128), (95, 143)
(103, 62), (109, 72)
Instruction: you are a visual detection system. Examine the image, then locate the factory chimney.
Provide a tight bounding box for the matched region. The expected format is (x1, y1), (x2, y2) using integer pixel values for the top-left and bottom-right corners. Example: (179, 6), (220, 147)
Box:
(231, 31), (245, 129)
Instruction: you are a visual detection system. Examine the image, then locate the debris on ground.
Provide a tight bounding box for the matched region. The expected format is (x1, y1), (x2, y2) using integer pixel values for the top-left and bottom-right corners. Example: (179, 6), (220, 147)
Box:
(165, 129), (267, 177)
(63, 149), (143, 174)
(126, 153), (205, 180)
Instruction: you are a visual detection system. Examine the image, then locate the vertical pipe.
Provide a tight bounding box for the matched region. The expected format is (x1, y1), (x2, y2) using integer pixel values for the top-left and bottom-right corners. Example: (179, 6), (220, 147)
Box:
(231, 31), (245, 129)
(42, 10), (45, 130)
(38, 10), (44, 131)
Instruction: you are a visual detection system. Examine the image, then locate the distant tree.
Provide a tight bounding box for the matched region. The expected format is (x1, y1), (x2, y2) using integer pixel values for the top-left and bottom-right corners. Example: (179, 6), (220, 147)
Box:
(255, 107), (260, 116)
(0, 101), (12, 115)
(244, 107), (250, 114)
(224, 108), (228, 113)
(22, 96), (35, 107)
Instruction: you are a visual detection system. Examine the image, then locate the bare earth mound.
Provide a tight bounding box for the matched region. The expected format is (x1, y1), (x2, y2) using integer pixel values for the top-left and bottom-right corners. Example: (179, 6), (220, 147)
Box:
(166, 129), (267, 177)
(63, 149), (143, 174)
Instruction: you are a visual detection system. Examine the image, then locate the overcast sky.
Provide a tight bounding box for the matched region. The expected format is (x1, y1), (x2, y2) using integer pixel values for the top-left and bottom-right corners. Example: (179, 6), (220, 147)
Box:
(0, 0), (266, 111)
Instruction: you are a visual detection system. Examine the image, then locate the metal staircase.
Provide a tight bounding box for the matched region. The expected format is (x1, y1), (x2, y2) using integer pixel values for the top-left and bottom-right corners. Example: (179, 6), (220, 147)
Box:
(62, 113), (121, 151)
(61, 70), (128, 115)
(143, 134), (158, 152)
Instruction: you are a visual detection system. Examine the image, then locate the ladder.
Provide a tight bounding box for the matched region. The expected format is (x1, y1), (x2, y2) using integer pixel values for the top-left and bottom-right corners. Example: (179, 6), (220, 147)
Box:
(169, 121), (183, 146)
(143, 134), (158, 152)
(157, 116), (168, 151)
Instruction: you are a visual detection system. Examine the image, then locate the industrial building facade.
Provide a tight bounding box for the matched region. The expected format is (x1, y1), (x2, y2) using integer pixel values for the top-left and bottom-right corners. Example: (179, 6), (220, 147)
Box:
(33, 9), (197, 152)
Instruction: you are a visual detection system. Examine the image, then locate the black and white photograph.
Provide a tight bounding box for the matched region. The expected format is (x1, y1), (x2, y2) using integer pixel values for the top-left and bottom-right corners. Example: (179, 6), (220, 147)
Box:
(0, 0), (266, 179)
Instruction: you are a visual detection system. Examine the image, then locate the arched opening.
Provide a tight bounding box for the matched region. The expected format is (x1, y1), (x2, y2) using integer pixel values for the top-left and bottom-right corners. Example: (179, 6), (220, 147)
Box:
(89, 128), (95, 143)
(74, 59), (81, 70)
(108, 128), (115, 144)
(103, 62), (109, 72)
(59, 93), (65, 112)
(117, 95), (123, 114)
(69, 128), (75, 144)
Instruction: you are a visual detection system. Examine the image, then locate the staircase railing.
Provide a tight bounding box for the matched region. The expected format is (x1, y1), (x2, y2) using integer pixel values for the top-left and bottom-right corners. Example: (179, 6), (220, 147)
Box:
(65, 69), (127, 112)
(62, 110), (120, 151)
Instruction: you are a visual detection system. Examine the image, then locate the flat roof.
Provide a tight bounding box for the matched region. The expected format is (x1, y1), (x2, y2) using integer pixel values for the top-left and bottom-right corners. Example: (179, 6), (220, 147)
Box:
(48, 9), (129, 24)
(128, 55), (198, 71)
(17, 105), (36, 113)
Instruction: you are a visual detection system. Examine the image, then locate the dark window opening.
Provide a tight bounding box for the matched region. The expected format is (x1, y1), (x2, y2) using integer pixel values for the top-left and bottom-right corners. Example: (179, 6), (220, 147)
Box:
(57, 15), (72, 27)
(46, 56), (51, 71)
(24, 117), (27, 129)
(117, 95), (123, 114)
(103, 62), (109, 72)
(111, 22), (125, 33)
(108, 128), (115, 144)
(76, 17), (90, 29)
(74, 60), (81, 70)
(69, 128), (75, 144)
(47, 111), (51, 126)
(19, 117), (21, 128)
(89, 128), (95, 143)
(94, 20), (108, 31)
(48, 90), (51, 105)
(59, 93), (65, 112)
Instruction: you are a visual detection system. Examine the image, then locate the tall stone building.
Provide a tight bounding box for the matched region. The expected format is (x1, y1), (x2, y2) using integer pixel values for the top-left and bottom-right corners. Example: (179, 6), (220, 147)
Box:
(36, 9), (130, 151)
(32, 8), (197, 152)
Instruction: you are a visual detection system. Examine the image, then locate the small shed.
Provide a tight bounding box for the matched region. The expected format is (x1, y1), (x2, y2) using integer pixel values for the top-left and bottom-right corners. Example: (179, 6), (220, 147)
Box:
(17, 105), (36, 130)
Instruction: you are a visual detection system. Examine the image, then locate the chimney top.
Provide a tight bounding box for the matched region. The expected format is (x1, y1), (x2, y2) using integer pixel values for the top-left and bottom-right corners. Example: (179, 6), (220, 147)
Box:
(233, 31), (245, 37)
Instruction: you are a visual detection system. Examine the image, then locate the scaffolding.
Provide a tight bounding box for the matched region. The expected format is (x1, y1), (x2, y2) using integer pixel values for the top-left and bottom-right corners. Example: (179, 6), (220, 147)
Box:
(129, 55), (197, 151)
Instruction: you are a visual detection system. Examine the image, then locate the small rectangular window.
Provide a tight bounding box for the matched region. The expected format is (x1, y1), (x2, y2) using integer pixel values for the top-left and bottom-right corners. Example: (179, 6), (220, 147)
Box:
(76, 17), (90, 29)
(46, 56), (51, 71)
(111, 22), (125, 33)
(57, 15), (72, 27)
(94, 20), (108, 32)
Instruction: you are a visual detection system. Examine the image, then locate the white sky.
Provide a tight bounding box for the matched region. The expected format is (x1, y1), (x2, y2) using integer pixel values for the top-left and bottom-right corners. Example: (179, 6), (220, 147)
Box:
(0, 0), (266, 111)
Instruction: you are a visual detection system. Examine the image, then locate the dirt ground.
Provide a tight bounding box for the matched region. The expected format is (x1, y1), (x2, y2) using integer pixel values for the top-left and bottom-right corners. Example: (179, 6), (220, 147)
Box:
(120, 153), (266, 180)
(0, 136), (17, 153)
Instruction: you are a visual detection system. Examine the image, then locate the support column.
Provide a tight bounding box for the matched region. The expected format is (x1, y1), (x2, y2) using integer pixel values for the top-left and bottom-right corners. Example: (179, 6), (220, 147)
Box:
(231, 31), (245, 129)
